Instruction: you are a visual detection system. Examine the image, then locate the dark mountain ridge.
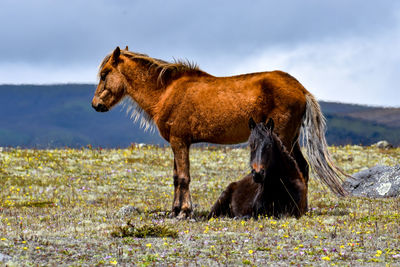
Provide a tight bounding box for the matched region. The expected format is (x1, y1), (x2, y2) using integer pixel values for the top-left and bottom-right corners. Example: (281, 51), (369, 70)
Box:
(1, 84), (399, 148)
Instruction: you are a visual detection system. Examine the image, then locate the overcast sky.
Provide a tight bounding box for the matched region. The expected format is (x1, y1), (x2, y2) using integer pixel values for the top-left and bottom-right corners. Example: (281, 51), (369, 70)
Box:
(0, 0), (399, 106)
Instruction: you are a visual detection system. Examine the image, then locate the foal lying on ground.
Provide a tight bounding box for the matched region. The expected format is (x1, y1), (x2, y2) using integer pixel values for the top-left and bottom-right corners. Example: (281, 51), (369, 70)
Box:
(208, 118), (308, 219)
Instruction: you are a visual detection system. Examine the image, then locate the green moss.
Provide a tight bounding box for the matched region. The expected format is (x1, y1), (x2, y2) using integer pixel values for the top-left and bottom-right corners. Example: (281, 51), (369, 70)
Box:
(111, 222), (178, 238)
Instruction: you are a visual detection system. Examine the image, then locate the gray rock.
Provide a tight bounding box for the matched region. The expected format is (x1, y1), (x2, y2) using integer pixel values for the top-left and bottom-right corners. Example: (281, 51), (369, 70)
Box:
(372, 140), (393, 149)
(116, 205), (139, 218)
(343, 165), (400, 198)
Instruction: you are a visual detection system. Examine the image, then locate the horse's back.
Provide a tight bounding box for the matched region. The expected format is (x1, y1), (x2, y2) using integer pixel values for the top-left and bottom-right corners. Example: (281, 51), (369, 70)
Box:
(156, 70), (308, 145)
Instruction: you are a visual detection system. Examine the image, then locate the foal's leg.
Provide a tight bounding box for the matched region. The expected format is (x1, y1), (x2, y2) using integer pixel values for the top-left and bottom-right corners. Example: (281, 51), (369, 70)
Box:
(208, 181), (237, 219)
(170, 138), (192, 219)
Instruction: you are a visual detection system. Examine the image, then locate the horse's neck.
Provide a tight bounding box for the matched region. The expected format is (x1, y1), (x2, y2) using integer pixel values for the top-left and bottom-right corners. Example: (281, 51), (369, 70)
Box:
(265, 142), (297, 181)
(122, 63), (165, 118)
(265, 145), (285, 177)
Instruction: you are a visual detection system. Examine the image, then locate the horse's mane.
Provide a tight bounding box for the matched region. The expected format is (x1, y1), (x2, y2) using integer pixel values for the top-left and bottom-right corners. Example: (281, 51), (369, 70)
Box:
(271, 132), (303, 177)
(99, 49), (204, 86)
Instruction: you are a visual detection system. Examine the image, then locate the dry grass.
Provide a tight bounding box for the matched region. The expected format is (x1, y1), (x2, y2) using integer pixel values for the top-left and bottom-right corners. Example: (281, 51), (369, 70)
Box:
(0, 145), (399, 265)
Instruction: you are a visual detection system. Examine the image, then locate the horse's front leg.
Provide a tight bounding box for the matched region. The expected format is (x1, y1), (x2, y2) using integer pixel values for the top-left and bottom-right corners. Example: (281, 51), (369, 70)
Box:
(170, 138), (192, 219)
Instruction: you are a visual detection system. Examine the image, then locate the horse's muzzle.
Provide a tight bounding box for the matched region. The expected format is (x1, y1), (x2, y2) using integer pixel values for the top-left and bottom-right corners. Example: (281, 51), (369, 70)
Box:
(92, 103), (109, 112)
(252, 169), (265, 183)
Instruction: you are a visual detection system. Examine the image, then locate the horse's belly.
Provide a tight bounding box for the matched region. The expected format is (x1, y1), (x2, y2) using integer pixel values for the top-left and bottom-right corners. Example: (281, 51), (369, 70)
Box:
(193, 120), (251, 144)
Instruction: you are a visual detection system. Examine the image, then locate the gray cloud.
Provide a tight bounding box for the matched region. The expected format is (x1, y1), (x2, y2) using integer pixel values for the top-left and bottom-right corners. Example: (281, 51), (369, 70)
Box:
(0, 0), (399, 105)
(2, 0), (398, 62)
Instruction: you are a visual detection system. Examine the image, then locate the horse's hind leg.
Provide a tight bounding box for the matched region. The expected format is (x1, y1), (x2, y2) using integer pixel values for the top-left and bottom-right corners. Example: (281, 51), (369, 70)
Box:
(170, 137), (192, 219)
(292, 141), (309, 211)
(208, 182), (237, 219)
(292, 141), (309, 184)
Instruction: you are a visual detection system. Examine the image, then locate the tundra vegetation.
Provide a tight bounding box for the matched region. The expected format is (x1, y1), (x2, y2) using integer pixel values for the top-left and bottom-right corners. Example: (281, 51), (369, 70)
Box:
(0, 145), (399, 265)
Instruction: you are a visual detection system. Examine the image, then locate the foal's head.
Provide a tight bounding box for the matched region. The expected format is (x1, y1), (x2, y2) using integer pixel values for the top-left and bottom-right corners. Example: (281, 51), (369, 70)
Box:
(92, 47), (128, 112)
(248, 117), (275, 183)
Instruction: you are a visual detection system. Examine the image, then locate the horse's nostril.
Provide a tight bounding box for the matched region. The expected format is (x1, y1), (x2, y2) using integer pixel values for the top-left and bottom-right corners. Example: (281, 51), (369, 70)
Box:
(260, 169), (265, 176)
(93, 103), (109, 112)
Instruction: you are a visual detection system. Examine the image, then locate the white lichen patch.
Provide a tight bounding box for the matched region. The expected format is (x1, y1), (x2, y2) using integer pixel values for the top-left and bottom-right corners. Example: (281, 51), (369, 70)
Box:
(376, 182), (392, 196)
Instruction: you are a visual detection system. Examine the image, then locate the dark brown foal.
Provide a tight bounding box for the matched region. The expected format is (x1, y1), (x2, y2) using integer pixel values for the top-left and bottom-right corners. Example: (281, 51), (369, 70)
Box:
(208, 118), (308, 219)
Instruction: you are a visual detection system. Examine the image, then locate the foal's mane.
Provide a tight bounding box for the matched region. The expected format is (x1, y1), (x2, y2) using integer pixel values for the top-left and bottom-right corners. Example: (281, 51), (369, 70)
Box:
(99, 49), (204, 85)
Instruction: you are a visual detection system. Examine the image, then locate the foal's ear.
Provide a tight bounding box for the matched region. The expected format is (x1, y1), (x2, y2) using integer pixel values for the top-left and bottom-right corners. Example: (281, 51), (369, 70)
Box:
(266, 118), (274, 132)
(249, 117), (257, 130)
(112, 46), (121, 62)
(125, 45), (129, 51)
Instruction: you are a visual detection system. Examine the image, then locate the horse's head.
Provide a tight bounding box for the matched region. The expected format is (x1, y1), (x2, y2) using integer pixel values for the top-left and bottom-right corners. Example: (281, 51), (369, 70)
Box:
(248, 117), (275, 183)
(92, 47), (128, 112)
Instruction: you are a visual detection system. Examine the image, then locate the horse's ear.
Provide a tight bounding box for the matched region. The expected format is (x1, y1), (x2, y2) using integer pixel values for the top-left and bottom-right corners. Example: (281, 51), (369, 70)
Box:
(266, 118), (274, 132)
(249, 117), (256, 130)
(112, 47), (121, 62)
(125, 45), (129, 51)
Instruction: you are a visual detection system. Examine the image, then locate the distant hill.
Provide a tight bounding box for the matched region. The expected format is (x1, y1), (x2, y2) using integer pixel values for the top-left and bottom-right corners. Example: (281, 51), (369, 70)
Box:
(319, 102), (400, 146)
(0, 84), (399, 148)
(0, 84), (166, 148)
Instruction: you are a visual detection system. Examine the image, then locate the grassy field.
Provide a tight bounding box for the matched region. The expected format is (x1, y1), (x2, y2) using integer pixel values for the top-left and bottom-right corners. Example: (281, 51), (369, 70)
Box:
(0, 145), (399, 266)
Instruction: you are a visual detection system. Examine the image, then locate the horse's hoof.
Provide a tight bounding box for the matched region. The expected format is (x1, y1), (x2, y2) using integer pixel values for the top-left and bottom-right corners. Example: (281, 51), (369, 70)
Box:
(172, 206), (181, 217)
(176, 210), (191, 220)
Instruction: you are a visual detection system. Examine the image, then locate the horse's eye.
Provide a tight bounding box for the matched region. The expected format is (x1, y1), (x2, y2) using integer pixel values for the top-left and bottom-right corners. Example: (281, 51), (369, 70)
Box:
(100, 72), (107, 81)
(263, 143), (272, 150)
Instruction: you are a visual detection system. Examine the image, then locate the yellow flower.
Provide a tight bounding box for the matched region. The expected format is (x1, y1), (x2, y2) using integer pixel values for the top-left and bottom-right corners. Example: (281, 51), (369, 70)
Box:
(375, 250), (383, 257)
(146, 243), (152, 248)
(1, 238), (6, 241)
(322, 256), (330, 261)
(248, 250), (254, 255)
(23, 247), (28, 250)
(110, 260), (118, 265)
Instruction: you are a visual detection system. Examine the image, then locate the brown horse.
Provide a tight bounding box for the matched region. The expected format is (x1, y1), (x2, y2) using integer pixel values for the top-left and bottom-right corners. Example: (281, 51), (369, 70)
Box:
(208, 118), (308, 219)
(92, 46), (347, 218)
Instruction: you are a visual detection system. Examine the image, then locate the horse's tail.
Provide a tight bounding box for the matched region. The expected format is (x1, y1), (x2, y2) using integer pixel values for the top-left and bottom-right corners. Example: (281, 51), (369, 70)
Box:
(301, 93), (348, 196)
